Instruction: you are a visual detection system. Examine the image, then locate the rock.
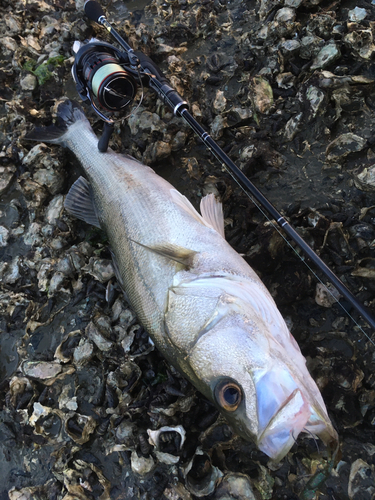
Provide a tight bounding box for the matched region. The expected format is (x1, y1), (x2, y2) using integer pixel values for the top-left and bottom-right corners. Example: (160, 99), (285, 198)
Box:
(253, 464), (274, 500)
(285, 0), (302, 6)
(56, 256), (74, 276)
(4, 14), (21, 33)
(352, 258), (375, 278)
(171, 130), (187, 151)
(49, 237), (66, 251)
(155, 43), (177, 55)
(0, 36), (18, 53)
(228, 107), (252, 124)
(115, 419), (135, 444)
(18, 175), (49, 208)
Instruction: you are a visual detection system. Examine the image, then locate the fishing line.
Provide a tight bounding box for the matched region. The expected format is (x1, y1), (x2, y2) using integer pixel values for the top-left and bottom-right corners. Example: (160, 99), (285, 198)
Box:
(215, 155), (375, 347)
(303, 427), (321, 454)
(120, 65), (145, 121)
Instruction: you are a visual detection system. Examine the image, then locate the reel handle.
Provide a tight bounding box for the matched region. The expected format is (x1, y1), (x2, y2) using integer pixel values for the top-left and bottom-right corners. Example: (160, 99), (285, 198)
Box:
(98, 122), (114, 152)
(84, 0), (105, 23)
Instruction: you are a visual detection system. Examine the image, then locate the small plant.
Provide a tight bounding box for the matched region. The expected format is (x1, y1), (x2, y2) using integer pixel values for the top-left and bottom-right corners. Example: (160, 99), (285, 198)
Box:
(23, 55), (65, 85)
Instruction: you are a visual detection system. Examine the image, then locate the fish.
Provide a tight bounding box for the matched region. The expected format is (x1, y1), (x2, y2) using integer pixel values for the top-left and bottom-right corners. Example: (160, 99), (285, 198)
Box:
(26, 100), (338, 461)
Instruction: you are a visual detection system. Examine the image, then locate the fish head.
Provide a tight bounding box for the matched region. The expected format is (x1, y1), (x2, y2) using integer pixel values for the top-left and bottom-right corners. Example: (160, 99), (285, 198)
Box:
(188, 311), (337, 462)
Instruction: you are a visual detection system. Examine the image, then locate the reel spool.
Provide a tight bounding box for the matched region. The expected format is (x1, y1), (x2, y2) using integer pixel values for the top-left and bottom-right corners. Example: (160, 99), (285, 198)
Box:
(72, 41), (137, 113)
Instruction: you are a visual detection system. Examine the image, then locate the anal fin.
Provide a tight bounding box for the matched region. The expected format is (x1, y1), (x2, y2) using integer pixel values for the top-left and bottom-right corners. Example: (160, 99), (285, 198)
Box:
(64, 176), (101, 228)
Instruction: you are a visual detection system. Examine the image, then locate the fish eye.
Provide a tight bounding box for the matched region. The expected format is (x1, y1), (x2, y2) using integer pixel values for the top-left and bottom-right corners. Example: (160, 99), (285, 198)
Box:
(215, 380), (242, 412)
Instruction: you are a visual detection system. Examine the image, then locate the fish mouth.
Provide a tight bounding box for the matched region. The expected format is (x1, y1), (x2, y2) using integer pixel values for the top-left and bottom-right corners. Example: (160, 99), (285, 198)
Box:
(256, 388), (311, 462)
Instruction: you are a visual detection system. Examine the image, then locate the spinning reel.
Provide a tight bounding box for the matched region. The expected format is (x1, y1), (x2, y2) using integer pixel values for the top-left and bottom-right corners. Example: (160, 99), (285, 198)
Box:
(72, 1), (188, 151)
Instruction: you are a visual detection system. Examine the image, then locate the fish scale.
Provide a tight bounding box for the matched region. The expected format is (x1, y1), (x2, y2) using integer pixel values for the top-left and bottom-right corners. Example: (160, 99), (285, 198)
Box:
(26, 100), (338, 462)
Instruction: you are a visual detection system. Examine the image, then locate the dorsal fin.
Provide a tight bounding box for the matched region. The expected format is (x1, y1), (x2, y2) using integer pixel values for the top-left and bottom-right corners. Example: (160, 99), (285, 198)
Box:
(200, 194), (225, 238)
(170, 189), (214, 230)
(170, 189), (225, 237)
(64, 176), (101, 228)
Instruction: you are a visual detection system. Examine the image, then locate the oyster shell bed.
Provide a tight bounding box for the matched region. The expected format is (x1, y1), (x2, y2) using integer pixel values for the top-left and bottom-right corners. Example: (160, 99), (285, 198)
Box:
(1, 0), (375, 498)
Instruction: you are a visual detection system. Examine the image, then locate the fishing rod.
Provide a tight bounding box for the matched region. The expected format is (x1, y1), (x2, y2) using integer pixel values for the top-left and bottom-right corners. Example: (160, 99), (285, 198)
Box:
(73, 0), (375, 334)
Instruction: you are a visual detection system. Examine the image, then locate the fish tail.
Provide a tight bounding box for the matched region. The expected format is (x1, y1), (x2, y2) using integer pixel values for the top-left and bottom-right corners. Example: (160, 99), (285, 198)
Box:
(25, 100), (89, 145)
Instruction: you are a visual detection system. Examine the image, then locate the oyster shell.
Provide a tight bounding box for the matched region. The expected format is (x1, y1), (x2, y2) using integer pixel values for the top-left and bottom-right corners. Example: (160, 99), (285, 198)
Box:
(251, 76), (273, 114)
(22, 361), (75, 385)
(147, 424), (186, 463)
(213, 473), (256, 499)
(325, 133), (366, 162)
(131, 451), (155, 475)
(311, 43), (341, 70)
(184, 448), (223, 497)
(315, 283), (341, 308)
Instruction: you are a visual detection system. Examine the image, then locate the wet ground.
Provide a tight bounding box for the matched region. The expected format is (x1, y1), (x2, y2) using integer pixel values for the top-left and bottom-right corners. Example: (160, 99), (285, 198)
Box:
(1, 0), (375, 498)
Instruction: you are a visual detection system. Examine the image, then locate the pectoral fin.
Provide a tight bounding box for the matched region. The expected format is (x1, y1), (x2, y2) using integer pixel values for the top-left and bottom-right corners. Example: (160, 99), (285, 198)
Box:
(64, 176), (101, 228)
(130, 239), (196, 268)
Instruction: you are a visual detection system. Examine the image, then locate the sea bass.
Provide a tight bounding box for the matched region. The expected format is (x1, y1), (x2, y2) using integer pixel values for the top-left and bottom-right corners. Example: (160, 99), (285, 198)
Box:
(27, 100), (338, 461)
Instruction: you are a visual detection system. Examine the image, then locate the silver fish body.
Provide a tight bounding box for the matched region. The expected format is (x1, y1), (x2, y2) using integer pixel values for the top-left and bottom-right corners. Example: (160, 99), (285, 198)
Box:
(27, 101), (338, 461)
